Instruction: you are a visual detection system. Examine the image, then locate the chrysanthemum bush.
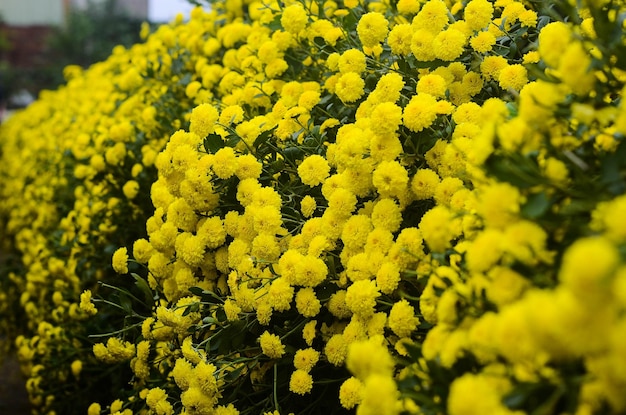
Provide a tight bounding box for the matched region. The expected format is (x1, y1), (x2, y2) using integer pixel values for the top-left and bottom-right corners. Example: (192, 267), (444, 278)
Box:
(0, 0), (625, 413)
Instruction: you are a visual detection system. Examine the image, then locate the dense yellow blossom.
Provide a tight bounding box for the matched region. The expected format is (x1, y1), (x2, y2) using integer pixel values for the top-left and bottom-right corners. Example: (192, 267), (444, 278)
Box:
(1, 0), (625, 414)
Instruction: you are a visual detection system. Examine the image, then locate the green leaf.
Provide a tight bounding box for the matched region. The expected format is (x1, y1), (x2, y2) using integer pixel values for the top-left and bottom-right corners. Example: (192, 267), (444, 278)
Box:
(189, 287), (224, 304)
(267, 159), (286, 175)
(268, 14), (282, 31)
(282, 146), (305, 164)
(522, 192), (550, 219)
(253, 127), (276, 156)
(203, 133), (225, 154)
(182, 301), (200, 316)
(600, 137), (626, 195)
(484, 154), (544, 189)
(131, 273), (154, 307)
(340, 12), (358, 31)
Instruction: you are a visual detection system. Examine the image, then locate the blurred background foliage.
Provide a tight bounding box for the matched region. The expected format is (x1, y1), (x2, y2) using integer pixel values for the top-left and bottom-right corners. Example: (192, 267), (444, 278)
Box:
(0, 0), (145, 108)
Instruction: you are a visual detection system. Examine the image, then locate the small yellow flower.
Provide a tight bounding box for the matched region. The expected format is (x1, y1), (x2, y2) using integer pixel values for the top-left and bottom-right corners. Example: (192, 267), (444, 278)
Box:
(293, 348), (320, 372)
(339, 377), (364, 409)
(281, 4), (308, 34)
(302, 320), (317, 346)
(338, 49), (367, 74)
(387, 24), (413, 56)
(189, 103), (219, 137)
(335, 72), (366, 103)
(259, 331), (286, 359)
(300, 195), (317, 218)
(112, 247), (129, 274)
(298, 155), (330, 186)
(79, 290), (97, 316)
(498, 64), (528, 91)
(87, 403), (101, 415)
(295, 287), (322, 317)
(357, 12), (389, 47)
(388, 299), (419, 337)
(289, 369), (313, 395)
(403, 93), (438, 132)
(70, 360), (83, 378)
(345, 280), (380, 319)
(464, 0), (494, 31)
(122, 180), (140, 200)
(433, 29), (467, 61)
(470, 31), (496, 53)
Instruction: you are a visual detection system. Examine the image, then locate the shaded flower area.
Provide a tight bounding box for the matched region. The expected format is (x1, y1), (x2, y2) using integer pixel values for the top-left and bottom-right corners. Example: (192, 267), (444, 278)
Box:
(0, 0), (625, 414)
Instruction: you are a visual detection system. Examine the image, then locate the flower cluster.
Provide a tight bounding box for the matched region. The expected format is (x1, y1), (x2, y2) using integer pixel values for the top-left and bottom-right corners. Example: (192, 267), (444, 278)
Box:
(0, 0), (625, 414)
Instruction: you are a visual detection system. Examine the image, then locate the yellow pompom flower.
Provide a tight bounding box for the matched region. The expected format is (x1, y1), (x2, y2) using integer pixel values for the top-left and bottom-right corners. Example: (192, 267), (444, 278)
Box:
(172, 358), (194, 391)
(181, 387), (215, 414)
(560, 237), (620, 301)
(412, 0), (449, 33)
(346, 338), (394, 379)
(289, 369), (313, 395)
(189, 103), (219, 137)
(223, 299), (242, 322)
(388, 24), (413, 56)
(369, 102), (403, 137)
(403, 93), (439, 132)
(433, 29), (467, 61)
(411, 168), (441, 199)
(268, 278), (295, 312)
(298, 90), (321, 110)
(338, 49), (367, 74)
(295, 287), (322, 317)
(212, 147), (238, 179)
(87, 403), (101, 415)
(388, 299), (419, 337)
(302, 320), (317, 346)
(252, 233), (281, 261)
(259, 331), (286, 359)
(185, 81), (202, 99)
(419, 206), (460, 252)
(219, 105), (245, 125)
(448, 374), (512, 415)
(357, 374), (400, 415)
(410, 29), (436, 61)
(112, 247), (129, 274)
(339, 377), (364, 409)
(298, 155), (330, 186)
(498, 64), (528, 91)
(558, 42), (595, 96)
(370, 72), (405, 104)
(294, 255), (328, 287)
(300, 195), (317, 217)
(345, 279), (380, 319)
(470, 31), (496, 53)
(122, 180), (140, 200)
(417, 74), (447, 98)
(193, 361), (219, 397)
(71, 360), (83, 378)
(281, 4), (308, 35)
(335, 72), (366, 103)
(371, 198), (403, 232)
(464, 0), (494, 31)
(397, 0), (420, 14)
(79, 290), (97, 316)
(236, 154), (262, 180)
(376, 262), (401, 294)
(357, 12), (389, 48)
(477, 183), (522, 229)
(480, 55), (508, 80)
(538, 21), (572, 68)
(293, 348), (320, 372)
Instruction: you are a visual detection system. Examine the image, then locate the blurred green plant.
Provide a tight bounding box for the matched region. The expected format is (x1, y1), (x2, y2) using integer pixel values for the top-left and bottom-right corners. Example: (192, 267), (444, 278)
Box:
(4, 0), (145, 100)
